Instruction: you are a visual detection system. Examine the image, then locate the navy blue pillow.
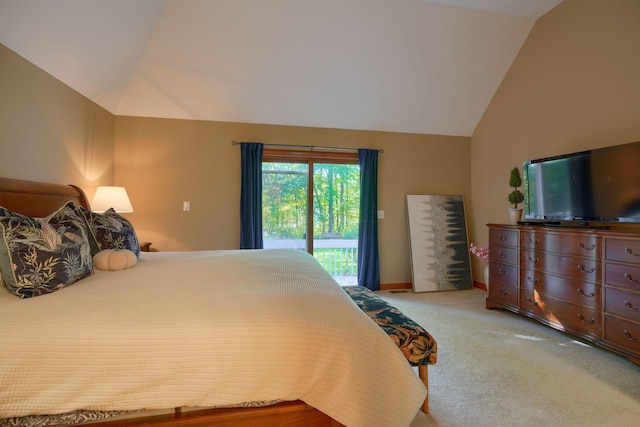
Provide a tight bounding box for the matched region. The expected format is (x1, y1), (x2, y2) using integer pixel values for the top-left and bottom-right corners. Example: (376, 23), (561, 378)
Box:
(78, 207), (140, 257)
(0, 202), (93, 298)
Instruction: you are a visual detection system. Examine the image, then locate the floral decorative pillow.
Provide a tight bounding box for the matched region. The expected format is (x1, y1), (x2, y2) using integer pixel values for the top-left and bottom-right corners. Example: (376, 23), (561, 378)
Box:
(0, 202), (93, 298)
(78, 207), (140, 257)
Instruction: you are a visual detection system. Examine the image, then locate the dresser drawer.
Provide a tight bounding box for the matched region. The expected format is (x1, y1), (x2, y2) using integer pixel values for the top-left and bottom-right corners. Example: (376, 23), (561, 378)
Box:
(489, 228), (518, 248)
(604, 315), (640, 357)
(520, 250), (600, 283)
(520, 230), (600, 258)
(605, 287), (640, 323)
(604, 263), (640, 291)
(489, 246), (518, 265)
(488, 281), (518, 308)
(489, 262), (518, 286)
(605, 238), (640, 263)
(520, 290), (601, 338)
(520, 268), (600, 309)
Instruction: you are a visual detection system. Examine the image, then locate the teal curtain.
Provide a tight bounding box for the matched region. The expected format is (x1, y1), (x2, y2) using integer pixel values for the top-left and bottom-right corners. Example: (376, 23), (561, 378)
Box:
(240, 142), (264, 249)
(357, 149), (380, 290)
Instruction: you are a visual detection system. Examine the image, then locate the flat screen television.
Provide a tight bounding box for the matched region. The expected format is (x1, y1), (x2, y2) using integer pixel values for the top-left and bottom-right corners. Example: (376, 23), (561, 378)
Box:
(522, 141), (640, 226)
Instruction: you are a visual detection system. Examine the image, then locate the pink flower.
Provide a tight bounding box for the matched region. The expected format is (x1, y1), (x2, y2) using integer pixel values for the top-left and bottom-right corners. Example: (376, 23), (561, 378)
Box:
(469, 243), (489, 264)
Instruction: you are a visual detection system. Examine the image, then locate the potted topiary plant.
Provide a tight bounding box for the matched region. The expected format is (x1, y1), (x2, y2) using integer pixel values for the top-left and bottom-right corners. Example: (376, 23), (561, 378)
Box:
(508, 167), (524, 224)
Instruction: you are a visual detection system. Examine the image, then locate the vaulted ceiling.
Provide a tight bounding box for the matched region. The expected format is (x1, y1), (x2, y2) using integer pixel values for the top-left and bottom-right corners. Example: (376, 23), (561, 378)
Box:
(0, 0), (562, 137)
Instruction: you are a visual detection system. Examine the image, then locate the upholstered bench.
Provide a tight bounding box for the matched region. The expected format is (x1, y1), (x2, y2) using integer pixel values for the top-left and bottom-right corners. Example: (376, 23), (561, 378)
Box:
(343, 286), (437, 413)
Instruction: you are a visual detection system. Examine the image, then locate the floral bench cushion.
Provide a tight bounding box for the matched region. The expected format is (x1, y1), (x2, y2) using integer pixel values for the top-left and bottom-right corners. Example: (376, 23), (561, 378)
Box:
(343, 286), (437, 366)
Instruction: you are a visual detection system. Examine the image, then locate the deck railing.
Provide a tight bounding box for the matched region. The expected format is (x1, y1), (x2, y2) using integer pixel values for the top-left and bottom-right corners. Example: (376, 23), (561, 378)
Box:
(264, 239), (358, 285)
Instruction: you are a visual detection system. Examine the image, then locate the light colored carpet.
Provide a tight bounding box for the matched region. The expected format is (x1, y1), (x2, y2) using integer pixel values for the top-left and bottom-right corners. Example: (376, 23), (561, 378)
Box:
(384, 288), (640, 427)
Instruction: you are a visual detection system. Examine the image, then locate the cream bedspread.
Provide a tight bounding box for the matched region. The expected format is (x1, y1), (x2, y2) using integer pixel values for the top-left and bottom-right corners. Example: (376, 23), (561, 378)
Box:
(0, 249), (425, 427)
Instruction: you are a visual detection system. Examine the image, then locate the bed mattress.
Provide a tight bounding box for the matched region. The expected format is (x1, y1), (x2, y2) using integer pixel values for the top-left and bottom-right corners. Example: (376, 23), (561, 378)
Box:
(0, 249), (425, 427)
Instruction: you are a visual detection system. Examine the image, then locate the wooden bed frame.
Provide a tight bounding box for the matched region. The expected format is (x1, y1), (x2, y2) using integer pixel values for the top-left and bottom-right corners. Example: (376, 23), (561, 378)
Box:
(79, 401), (345, 427)
(0, 177), (90, 217)
(0, 176), (346, 427)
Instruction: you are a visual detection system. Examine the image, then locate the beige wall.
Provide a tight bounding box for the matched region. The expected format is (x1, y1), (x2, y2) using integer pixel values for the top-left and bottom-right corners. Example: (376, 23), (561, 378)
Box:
(114, 116), (470, 284)
(5, 1), (640, 287)
(470, 0), (640, 281)
(0, 43), (114, 195)
(0, 39), (471, 287)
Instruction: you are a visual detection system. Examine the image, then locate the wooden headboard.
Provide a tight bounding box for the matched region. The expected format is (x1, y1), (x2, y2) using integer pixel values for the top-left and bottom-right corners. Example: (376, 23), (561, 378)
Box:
(0, 177), (90, 217)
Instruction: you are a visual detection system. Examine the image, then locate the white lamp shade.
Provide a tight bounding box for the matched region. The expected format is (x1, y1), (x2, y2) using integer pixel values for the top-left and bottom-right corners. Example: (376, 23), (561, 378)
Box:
(91, 186), (134, 213)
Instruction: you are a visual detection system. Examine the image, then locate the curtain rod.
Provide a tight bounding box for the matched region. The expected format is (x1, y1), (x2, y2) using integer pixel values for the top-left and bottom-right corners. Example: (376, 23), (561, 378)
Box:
(231, 140), (383, 154)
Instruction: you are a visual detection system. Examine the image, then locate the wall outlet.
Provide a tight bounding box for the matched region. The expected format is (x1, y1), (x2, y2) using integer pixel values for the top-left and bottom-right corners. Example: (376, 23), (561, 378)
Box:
(183, 201), (191, 211)
(377, 210), (384, 219)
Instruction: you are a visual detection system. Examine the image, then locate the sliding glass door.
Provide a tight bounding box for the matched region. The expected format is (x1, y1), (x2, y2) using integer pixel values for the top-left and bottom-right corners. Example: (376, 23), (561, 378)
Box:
(262, 162), (308, 251)
(311, 162), (359, 285)
(262, 150), (359, 285)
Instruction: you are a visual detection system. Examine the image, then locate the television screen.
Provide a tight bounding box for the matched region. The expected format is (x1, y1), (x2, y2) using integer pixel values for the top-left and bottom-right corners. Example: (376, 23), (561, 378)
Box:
(523, 141), (640, 224)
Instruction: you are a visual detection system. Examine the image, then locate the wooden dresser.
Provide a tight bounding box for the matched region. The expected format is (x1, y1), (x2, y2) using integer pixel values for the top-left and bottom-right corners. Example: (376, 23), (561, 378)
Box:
(487, 224), (640, 365)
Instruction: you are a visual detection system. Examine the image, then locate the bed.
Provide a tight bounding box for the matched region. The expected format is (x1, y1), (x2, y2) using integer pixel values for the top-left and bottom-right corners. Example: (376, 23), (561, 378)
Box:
(0, 177), (427, 427)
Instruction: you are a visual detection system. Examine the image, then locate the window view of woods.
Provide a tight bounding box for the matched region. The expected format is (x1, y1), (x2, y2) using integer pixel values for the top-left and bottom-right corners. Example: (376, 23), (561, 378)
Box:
(262, 160), (360, 285)
(262, 162), (360, 240)
(313, 163), (360, 239)
(262, 162), (308, 241)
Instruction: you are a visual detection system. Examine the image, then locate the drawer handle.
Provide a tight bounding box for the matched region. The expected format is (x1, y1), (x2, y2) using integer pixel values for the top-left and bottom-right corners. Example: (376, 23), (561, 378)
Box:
(527, 256), (539, 263)
(526, 297), (538, 306)
(498, 268), (509, 275)
(526, 276), (538, 284)
(623, 330), (640, 343)
(624, 273), (640, 284)
(625, 300), (640, 312)
(498, 250), (508, 258)
(527, 237), (539, 244)
(577, 264), (595, 274)
(499, 234), (507, 241)
(576, 288), (594, 298)
(578, 242), (596, 251)
(577, 313), (595, 325)
(624, 247), (640, 257)
(498, 288), (509, 296)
